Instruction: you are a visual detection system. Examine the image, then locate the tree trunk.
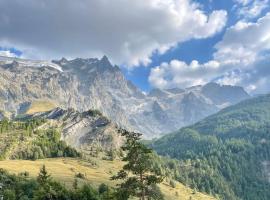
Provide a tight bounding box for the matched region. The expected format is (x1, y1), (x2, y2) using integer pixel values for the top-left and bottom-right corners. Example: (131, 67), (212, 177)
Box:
(140, 173), (145, 200)
(141, 188), (145, 200)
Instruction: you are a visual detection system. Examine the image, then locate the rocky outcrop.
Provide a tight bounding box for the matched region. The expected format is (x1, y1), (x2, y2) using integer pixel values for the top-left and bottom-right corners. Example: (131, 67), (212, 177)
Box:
(28, 108), (124, 153)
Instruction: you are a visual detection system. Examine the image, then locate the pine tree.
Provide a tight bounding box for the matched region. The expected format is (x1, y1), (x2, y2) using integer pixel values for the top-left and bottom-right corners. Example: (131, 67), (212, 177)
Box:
(112, 129), (164, 200)
(37, 165), (51, 187)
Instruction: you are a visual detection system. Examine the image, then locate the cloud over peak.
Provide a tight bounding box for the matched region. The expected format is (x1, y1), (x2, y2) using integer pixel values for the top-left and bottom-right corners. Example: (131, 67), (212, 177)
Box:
(0, 0), (227, 67)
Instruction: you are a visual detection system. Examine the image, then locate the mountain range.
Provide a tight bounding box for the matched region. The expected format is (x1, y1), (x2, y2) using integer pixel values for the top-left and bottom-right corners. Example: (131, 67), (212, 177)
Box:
(0, 55), (250, 138)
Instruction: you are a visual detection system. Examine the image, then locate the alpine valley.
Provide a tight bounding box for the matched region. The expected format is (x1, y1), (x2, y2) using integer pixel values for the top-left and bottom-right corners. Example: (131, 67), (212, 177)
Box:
(1, 55), (270, 200)
(1, 0), (270, 199)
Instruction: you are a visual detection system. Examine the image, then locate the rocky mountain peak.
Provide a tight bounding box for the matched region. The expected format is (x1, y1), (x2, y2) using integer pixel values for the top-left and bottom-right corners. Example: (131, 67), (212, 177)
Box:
(100, 55), (109, 63)
(6, 61), (21, 71)
(57, 57), (68, 65)
(165, 88), (185, 94)
(201, 82), (250, 105)
(148, 88), (169, 98)
(97, 55), (115, 72)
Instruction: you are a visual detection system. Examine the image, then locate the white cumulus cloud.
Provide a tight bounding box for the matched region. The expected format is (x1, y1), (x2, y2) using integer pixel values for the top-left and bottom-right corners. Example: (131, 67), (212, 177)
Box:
(0, 50), (18, 57)
(148, 59), (222, 89)
(0, 0), (227, 67)
(149, 12), (270, 94)
(234, 0), (269, 19)
(214, 12), (270, 65)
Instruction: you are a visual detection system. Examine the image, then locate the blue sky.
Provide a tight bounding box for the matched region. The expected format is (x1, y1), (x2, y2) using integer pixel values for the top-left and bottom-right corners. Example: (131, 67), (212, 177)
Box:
(0, 47), (22, 57)
(123, 0), (270, 91)
(0, 0), (270, 94)
(122, 30), (224, 91)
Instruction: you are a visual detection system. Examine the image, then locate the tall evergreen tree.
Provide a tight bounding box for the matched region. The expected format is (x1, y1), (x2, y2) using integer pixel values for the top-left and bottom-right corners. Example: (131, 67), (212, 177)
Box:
(112, 129), (164, 200)
(37, 165), (51, 187)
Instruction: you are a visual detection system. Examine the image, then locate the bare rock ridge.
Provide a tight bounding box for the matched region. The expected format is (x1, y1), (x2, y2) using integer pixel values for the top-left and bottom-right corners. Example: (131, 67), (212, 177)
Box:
(0, 56), (250, 138)
(27, 108), (124, 153)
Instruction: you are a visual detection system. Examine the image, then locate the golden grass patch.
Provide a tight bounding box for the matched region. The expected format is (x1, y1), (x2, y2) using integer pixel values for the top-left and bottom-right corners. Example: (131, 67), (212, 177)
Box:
(0, 158), (217, 200)
(26, 100), (57, 114)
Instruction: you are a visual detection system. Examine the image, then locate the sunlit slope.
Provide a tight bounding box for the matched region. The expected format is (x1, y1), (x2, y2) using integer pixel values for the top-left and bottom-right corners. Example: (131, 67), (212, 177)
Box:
(25, 100), (57, 114)
(0, 158), (216, 200)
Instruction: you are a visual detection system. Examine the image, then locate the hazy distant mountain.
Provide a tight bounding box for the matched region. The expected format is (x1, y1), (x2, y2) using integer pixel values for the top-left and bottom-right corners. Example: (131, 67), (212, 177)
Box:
(0, 56), (250, 138)
(133, 83), (249, 137)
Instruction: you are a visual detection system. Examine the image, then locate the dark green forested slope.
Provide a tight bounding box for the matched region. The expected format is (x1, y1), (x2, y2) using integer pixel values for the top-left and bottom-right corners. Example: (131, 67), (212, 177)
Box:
(193, 94), (270, 138)
(150, 94), (270, 200)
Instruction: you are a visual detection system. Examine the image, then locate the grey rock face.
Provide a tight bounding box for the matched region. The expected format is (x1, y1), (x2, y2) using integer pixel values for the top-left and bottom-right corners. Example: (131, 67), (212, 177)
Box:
(28, 108), (124, 152)
(0, 56), (250, 138)
(201, 82), (250, 105)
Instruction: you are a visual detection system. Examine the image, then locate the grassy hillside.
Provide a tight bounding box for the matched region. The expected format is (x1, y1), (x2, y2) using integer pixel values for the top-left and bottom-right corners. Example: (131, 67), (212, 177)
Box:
(151, 94), (270, 200)
(0, 158), (216, 200)
(0, 114), (216, 199)
(25, 100), (57, 114)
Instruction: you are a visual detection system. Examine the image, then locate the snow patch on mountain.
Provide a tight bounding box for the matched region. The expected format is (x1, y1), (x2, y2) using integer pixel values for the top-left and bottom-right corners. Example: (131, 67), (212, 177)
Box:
(0, 56), (63, 72)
